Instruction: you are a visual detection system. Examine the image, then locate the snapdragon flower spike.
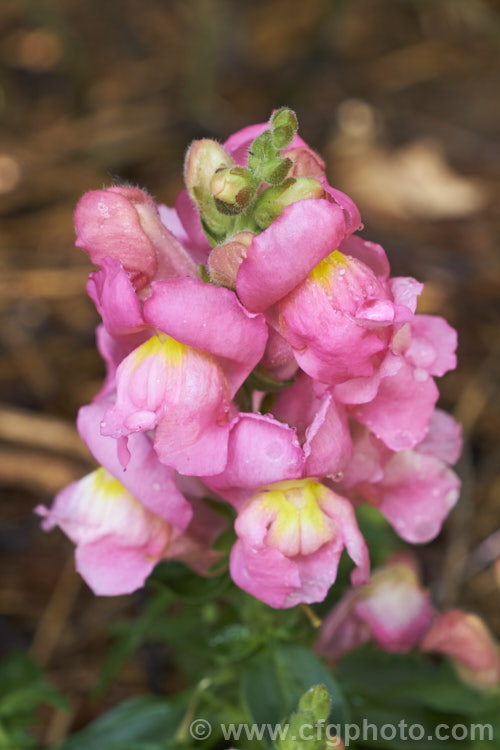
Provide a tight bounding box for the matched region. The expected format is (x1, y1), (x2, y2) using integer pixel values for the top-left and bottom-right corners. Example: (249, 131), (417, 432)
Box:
(315, 553), (435, 663)
(230, 479), (370, 608)
(421, 610), (500, 690)
(101, 276), (268, 475)
(75, 186), (198, 290)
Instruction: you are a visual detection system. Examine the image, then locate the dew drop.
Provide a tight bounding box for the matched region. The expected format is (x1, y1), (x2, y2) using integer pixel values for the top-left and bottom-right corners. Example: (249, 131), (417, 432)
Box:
(413, 368), (428, 382)
(329, 471), (344, 482)
(153, 482), (161, 491)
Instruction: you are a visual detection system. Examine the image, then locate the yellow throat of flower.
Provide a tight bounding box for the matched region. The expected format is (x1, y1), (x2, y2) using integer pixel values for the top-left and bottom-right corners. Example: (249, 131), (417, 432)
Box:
(261, 479), (335, 556)
(309, 249), (348, 288)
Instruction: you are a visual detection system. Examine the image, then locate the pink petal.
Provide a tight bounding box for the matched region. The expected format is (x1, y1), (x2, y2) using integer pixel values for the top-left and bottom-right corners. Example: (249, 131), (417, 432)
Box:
(229, 539), (301, 608)
(78, 400), (192, 529)
(86, 257), (145, 337)
(321, 492), (370, 585)
(406, 315), (457, 377)
(321, 177), (361, 234)
(76, 540), (158, 596)
(417, 408), (462, 465)
(374, 450), (460, 543)
(204, 413), (305, 506)
(339, 235), (390, 280)
(352, 362), (439, 451)
(236, 199), (347, 313)
(144, 277), (268, 395)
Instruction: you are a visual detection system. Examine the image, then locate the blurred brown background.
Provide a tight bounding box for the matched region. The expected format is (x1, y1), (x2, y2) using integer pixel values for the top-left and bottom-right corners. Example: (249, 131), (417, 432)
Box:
(0, 0), (499, 741)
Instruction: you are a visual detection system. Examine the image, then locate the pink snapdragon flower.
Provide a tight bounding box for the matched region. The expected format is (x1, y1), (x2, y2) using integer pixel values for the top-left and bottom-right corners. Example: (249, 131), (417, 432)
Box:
(75, 186), (198, 290)
(421, 610), (500, 690)
(100, 276), (268, 475)
(338, 409), (462, 543)
(37, 467), (174, 596)
(229, 479), (370, 608)
(315, 553), (435, 663)
(36, 401), (227, 594)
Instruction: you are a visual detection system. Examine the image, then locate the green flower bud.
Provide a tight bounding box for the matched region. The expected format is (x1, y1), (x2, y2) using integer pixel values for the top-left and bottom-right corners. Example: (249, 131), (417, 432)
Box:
(271, 107), (298, 150)
(210, 166), (256, 213)
(261, 157), (293, 185)
(254, 177), (325, 229)
(299, 685), (331, 724)
(184, 139), (235, 241)
(247, 130), (276, 173)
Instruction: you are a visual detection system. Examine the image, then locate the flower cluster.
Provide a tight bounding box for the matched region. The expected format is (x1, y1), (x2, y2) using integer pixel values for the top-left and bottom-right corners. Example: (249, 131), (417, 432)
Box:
(38, 109), (461, 609)
(316, 552), (500, 690)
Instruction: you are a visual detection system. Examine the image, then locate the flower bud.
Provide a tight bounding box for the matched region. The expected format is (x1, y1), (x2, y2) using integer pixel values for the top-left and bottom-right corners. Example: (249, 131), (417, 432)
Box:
(184, 139), (235, 241)
(421, 610), (500, 689)
(208, 231), (254, 289)
(210, 166), (256, 213)
(74, 186), (197, 290)
(260, 156), (292, 185)
(270, 107), (298, 150)
(286, 147), (326, 178)
(254, 178), (325, 229)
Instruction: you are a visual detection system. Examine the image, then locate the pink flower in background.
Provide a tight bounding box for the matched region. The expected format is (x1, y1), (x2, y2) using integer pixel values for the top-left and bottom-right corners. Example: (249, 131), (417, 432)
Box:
(338, 409), (462, 544)
(230, 479), (370, 608)
(421, 610), (500, 690)
(315, 553), (435, 662)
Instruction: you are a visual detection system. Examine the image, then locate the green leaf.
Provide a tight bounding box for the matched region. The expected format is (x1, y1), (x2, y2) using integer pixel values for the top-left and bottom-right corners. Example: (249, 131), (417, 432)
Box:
(150, 562), (231, 602)
(242, 643), (347, 743)
(0, 651), (67, 749)
(55, 695), (187, 750)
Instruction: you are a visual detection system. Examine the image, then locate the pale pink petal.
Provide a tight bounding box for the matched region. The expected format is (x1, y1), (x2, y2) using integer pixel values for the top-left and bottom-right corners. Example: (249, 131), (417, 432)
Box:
(389, 277), (423, 316)
(284, 538), (346, 607)
(406, 315), (458, 377)
(352, 362), (439, 451)
(374, 451), (460, 543)
(171, 189), (212, 263)
(101, 335), (231, 476)
(417, 409), (462, 465)
(76, 540), (158, 596)
(77, 400), (192, 529)
(320, 492), (371, 585)
(337, 421), (388, 492)
(303, 393), (352, 478)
